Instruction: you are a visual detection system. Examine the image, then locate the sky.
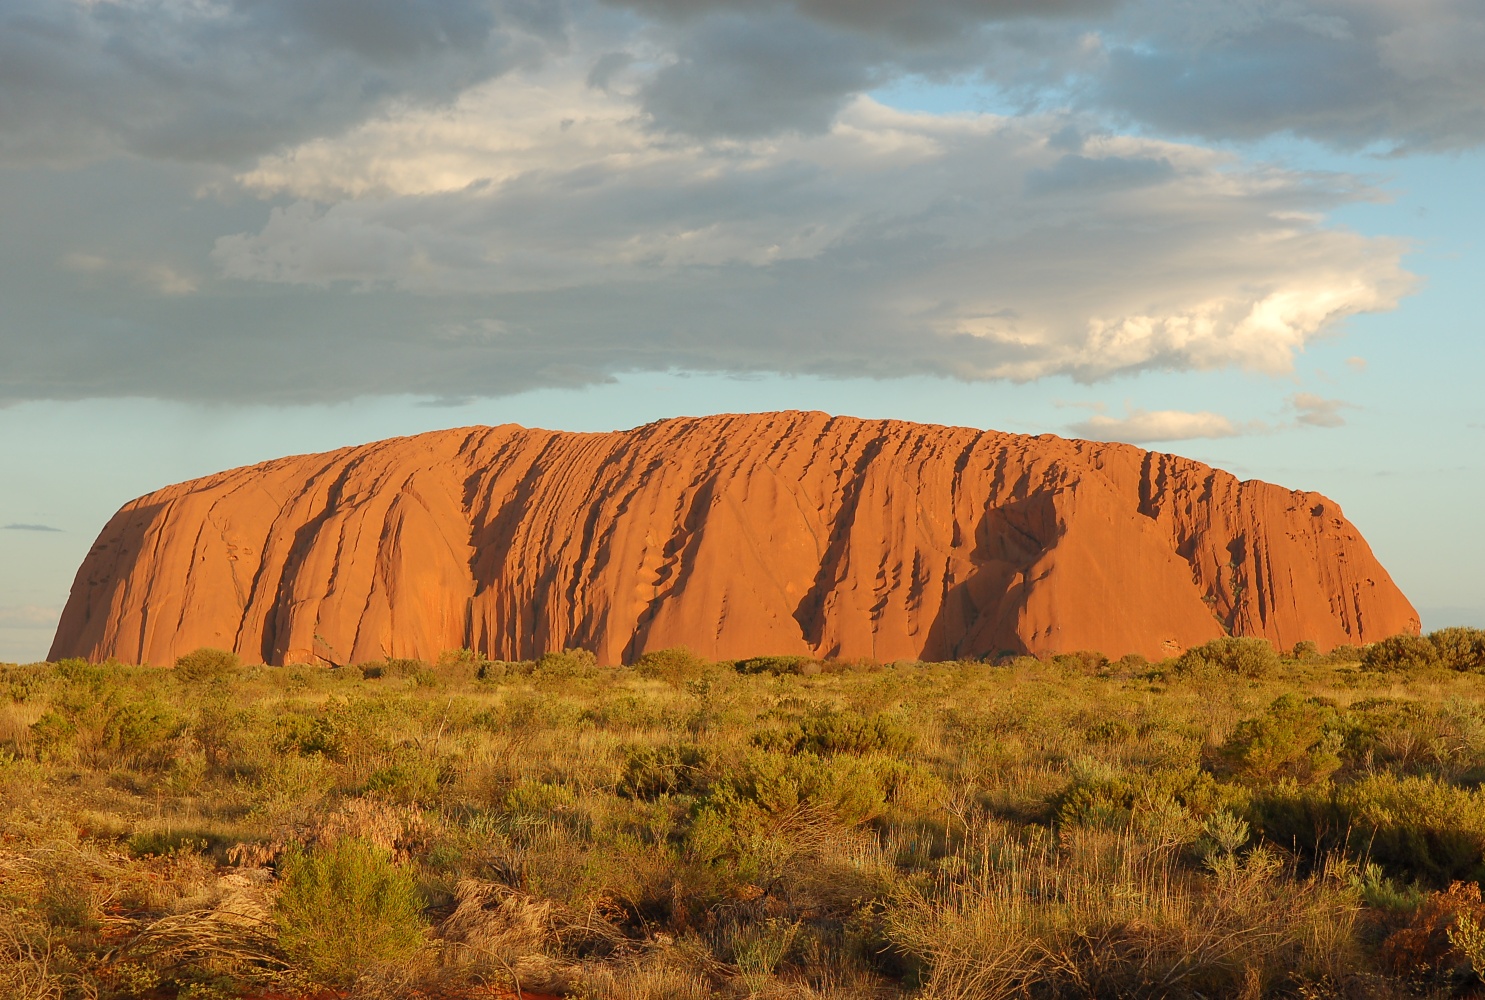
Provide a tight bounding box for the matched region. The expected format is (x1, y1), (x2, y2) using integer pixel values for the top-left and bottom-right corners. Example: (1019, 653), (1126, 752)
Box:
(2, 0), (1483, 662)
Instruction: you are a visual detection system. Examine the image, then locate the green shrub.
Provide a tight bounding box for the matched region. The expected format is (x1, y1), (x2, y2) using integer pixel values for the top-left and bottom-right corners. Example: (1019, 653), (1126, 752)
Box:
(382, 657), (426, 678)
(535, 648), (599, 677)
(618, 742), (713, 799)
(433, 647), (488, 682)
(1362, 634), (1440, 673)
(1172, 636), (1280, 678)
(503, 778), (580, 823)
(174, 647), (241, 681)
(29, 710), (79, 763)
(1217, 694), (1345, 785)
(29, 686), (184, 769)
(634, 646), (708, 684)
(274, 837), (426, 984)
(783, 710), (917, 757)
(1249, 773), (1485, 887)
(1055, 763), (1237, 832)
(365, 755), (445, 803)
(1050, 650), (1109, 673)
(735, 655), (819, 676)
(105, 697), (186, 769)
(1085, 718), (1136, 744)
(699, 749), (894, 831)
(1429, 627), (1485, 672)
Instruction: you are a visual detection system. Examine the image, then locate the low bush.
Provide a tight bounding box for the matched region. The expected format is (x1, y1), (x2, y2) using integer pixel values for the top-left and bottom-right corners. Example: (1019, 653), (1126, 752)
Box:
(173, 646), (241, 681)
(1172, 636), (1281, 678)
(1363, 634), (1441, 673)
(754, 710), (917, 757)
(1051, 650), (1109, 673)
(1250, 773), (1485, 887)
(1429, 627), (1485, 672)
(535, 648), (599, 677)
(274, 837), (427, 985)
(1217, 694), (1345, 785)
(618, 741), (712, 799)
(734, 655), (819, 675)
(633, 646), (708, 684)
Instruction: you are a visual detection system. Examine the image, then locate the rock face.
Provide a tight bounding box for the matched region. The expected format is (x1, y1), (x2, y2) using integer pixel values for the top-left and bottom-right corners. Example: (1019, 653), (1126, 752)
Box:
(50, 411), (1418, 666)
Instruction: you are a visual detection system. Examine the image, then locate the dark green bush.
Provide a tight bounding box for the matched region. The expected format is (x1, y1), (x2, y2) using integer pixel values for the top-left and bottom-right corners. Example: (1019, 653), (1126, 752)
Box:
(105, 697), (186, 769)
(1055, 764), (1237, 831)
(618, 741), (713, 799)
(1172, 636), (1280, 678)
(1085, 718), (1136, 744)
(29, 684), (184, 769)
(1217, 694), (1344, 784)
(274, 837), (426, 984)
(735, 655), (820, 676)
(1249, 774), (1485, 887)
(174, 647), (241, 681)
(1428, 627), (1485, 672)
(1363, 634), (1440, 673)
(755, 710), (916, 757)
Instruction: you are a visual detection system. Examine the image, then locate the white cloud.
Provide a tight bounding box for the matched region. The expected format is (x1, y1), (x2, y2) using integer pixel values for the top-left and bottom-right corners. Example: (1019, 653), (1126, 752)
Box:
(1069, 408), (1251, 443)
(205, 75), (1412, 388)
(0, 0), (1446, 403)
(1291, 392), (1356, 428)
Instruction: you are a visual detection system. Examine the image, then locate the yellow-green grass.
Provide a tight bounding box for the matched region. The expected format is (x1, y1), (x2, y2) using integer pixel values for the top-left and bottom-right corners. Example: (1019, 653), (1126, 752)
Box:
(2, 635), (1485, 998)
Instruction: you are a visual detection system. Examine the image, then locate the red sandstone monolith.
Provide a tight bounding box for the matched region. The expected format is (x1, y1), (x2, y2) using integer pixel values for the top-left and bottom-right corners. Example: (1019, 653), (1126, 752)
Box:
(49, 412), (1418, 665)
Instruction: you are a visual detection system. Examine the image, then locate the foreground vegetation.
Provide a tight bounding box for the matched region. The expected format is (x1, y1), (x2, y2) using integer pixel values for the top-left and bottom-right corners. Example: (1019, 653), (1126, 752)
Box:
(5, 631), (1485, 998)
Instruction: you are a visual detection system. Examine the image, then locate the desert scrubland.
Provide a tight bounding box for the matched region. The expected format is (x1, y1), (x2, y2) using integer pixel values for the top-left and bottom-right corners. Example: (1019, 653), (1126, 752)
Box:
(6, 633), (1485, 999)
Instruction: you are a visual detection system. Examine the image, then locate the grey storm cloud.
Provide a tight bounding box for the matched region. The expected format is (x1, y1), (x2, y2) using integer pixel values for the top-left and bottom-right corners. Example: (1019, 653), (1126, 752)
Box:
(0, 0), (563, 165)
(0, 0), (1480, 167)
(0, 90), (1413, 403)
(1091, 0), (1485, 151)
(597, 0), (1485, 150)
(0, 0), (1473, 406)
(1024, 153), (1175, 195)
(639, 13), (887, 136)
(607, 0), (1119, 41)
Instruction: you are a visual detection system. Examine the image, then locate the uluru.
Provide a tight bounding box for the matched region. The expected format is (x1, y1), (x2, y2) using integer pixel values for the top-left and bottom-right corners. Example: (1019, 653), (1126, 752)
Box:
(49, 411), (1418, 667)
